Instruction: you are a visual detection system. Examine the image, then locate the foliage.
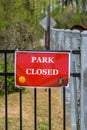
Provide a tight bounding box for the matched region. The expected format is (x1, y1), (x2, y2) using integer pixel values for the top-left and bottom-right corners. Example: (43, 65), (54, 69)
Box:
(52, 5), (87, 29)
(0, 61), (15, 94)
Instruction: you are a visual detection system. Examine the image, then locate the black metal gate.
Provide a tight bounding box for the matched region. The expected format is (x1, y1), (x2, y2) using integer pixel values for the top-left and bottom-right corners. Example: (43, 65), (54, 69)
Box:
(0, 50), (66, 130)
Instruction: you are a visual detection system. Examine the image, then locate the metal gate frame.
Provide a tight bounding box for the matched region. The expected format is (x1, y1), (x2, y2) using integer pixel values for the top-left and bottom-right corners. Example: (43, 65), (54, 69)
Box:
(0, 50), (67, 130)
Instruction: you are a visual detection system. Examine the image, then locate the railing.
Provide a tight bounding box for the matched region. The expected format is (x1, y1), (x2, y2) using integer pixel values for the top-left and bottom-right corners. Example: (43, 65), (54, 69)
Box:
(0, 50), (66, 130)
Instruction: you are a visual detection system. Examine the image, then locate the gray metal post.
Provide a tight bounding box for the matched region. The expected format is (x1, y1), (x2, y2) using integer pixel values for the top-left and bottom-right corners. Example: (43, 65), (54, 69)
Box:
(54, 29), (61, 49)
(50, 28), (64, 50)
(64, 29), (72, 103)
(80, 31), (87, 130)
(71, 30), (81, 130)
(50, 28), (57, 50)
(63, 29), (72, 129)
(57, 29), (64, 50)
(70, 62), (77, 130)
(64, 29), (72, 51)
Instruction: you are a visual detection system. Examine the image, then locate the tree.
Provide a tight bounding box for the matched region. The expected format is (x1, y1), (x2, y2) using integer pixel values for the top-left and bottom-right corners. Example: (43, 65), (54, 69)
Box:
(82, 0), (87, 14)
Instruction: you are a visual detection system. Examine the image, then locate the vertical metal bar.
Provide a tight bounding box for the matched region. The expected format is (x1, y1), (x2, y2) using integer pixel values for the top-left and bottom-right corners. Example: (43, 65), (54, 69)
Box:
(63, 87), (66, 130)
(5, 52), (8, 130)
(34, 88), (37, 130)
(63, 29), (71, 130)
(80, 31), (87, 130)
(47, 5), (50, 50)
(71, 30), (81, 130)
(70, 63), (78, 130)
(48, 88), (51, 130)
(20, 89), (22, 130)
(47, 4), (51, 130)
(46, 4), (52, 130)
(45, 31), (48, 49)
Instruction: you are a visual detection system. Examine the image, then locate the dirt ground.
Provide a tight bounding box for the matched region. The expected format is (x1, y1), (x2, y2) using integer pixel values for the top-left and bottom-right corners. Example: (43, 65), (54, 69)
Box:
(0, 88), (70, 130)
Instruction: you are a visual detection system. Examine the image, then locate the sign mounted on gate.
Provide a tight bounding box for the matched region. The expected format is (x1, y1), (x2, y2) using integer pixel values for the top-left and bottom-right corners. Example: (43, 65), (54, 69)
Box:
(15, 51), (70, 88)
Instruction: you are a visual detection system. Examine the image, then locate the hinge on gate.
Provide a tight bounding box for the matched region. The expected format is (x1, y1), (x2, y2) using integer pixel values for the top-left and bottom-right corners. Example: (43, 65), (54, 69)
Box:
(70, 73), (80, 77)
(72, 50), (81, 54)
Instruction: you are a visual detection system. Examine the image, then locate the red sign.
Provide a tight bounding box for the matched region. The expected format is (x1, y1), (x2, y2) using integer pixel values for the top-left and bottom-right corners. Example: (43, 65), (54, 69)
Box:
(15, 51), (70, 88)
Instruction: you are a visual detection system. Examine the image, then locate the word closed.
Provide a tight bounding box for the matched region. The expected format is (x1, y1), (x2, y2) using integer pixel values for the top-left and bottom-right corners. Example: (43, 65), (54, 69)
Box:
(15, 51), (70, 88)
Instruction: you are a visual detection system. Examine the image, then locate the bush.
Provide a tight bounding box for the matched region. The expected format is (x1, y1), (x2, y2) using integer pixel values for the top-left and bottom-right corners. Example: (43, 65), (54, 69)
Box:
(52, 5), (87, 29)
(0, 60), (18, 94)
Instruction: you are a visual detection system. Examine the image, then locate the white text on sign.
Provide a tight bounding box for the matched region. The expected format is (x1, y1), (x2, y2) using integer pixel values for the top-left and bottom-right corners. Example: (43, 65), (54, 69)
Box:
(26, 56), (59, 75)
(32, 57), (54, 63)
(26, 69), (59, 75)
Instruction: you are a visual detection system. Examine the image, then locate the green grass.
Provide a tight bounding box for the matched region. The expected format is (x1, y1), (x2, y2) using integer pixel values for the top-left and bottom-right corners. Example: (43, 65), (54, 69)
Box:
(38, 122), (48, 130)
